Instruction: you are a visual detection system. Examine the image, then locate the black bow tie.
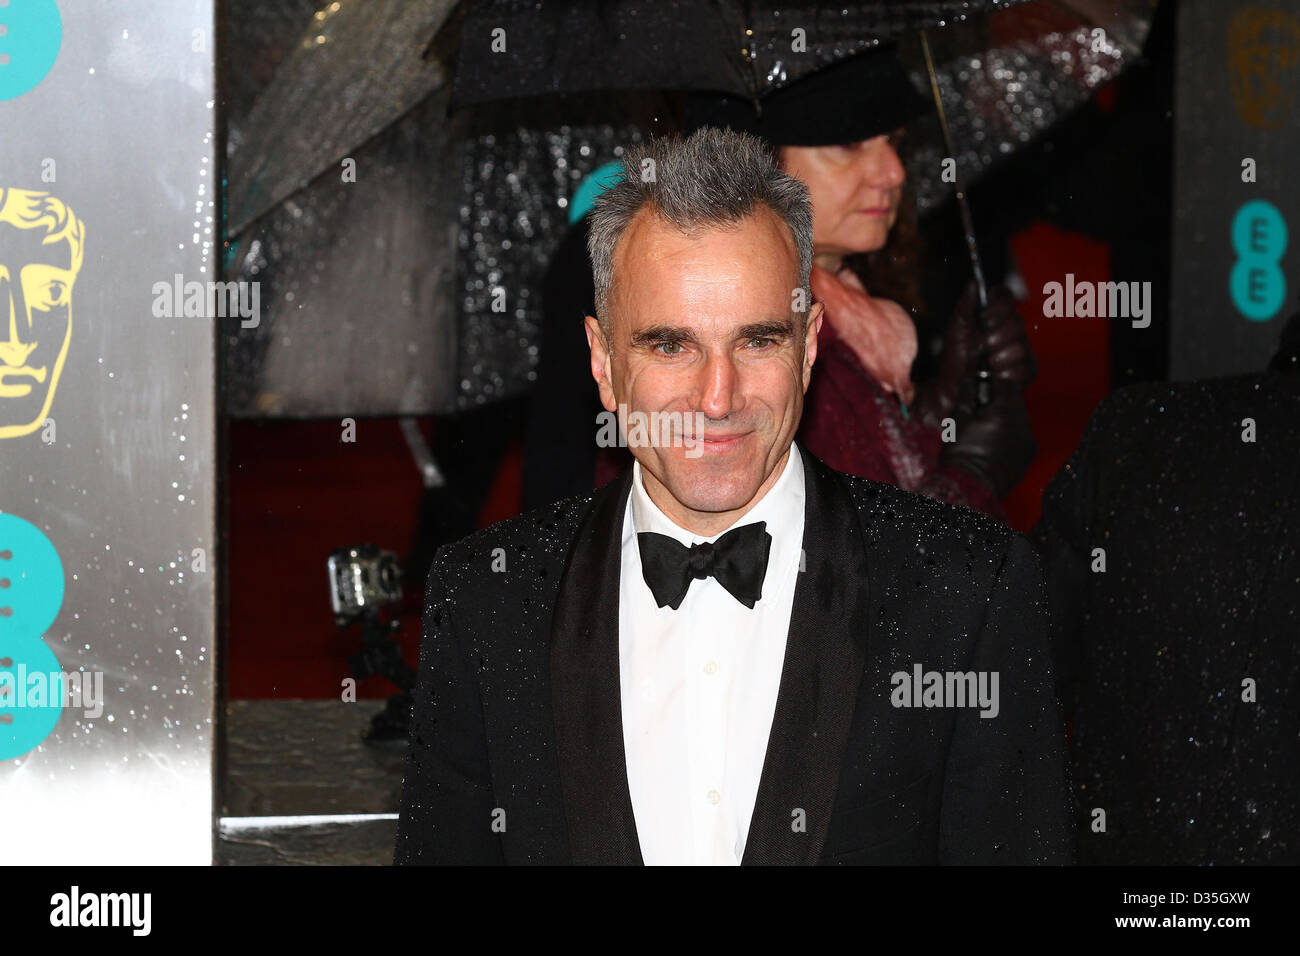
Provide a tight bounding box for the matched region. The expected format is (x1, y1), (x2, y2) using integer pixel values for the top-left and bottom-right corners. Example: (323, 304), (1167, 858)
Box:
(637, 521), (772, 611)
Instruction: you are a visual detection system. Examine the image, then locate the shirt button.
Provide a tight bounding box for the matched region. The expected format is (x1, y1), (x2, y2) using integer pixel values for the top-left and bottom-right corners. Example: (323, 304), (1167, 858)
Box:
(704, 661), (718, 675)
(707, 789), (721, 805)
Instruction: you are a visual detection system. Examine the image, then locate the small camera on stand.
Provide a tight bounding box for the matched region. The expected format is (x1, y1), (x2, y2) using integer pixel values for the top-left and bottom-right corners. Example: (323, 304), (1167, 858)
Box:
(328, 544), (415, 748)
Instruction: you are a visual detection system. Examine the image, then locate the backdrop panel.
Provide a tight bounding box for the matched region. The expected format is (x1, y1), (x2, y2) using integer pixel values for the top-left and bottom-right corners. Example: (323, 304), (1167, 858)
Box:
(0, 0), (217, 863)
(1171, 0), (1300, 378)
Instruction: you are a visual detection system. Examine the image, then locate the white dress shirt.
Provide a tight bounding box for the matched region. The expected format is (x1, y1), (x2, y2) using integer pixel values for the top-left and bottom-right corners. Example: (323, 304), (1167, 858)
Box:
(619, 442), (806, 865)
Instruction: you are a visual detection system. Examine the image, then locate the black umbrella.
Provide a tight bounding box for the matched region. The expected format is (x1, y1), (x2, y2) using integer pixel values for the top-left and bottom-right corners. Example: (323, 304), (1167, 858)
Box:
(908, 0), (1160, 217)
(911, 0), (1157, 404)
(223, 0), (467, 419)
(227, 0), (455, 236)
(450, 0), (1039, 107)
(449, 0), (1156, 406)
(223, 0), (1157, 417)
(223, 0), (658, 417)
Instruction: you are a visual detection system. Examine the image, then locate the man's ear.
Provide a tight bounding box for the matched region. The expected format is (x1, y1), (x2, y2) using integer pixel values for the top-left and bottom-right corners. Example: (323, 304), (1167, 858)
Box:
(802, 301), (823, 392)
(585, 315), (618, 412)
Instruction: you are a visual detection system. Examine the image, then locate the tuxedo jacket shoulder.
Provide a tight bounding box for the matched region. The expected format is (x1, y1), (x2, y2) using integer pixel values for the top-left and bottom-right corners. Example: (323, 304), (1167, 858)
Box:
(396, 450), (1073, 865)
(1033, 373), (1300, 863)
(423, 461), (1014, 644)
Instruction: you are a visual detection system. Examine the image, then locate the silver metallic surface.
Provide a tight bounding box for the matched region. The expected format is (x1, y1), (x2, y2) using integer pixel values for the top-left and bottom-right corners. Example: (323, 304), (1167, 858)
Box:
(219, 700), (404, 866)
(0, 1), (217, 863)
(223, 92), (463, 417)
(223, 0), (462, 417)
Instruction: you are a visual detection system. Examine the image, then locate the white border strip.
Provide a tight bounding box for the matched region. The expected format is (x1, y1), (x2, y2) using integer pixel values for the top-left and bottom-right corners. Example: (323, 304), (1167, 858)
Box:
(219, 813), (399, 832)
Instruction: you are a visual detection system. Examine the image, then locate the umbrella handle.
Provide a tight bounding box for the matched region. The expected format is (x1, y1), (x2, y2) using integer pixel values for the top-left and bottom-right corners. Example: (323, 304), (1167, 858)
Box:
(921, 29), (992, 410)
(974, 352), (993, 410)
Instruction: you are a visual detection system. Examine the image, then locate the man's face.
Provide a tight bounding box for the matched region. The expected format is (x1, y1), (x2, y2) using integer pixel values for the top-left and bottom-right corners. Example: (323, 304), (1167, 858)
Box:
(0, 221), (76, 439)
(585, 204), (822, 533)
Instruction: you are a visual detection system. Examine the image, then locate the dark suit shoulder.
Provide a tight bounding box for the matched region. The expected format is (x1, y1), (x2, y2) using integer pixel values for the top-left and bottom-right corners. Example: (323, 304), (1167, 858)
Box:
(1087, 373), (1295, 433)
(834, 468), (1015, 553)
(1055, 373), (1300, 492)
(423, 489), (596, 605)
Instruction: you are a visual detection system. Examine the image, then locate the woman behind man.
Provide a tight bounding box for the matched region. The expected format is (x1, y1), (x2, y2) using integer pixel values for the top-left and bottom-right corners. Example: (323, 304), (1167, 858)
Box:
(524, 44), (1036, 520)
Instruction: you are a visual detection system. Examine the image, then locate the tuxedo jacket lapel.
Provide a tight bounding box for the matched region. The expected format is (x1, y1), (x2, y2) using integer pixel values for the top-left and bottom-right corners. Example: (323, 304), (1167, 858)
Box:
(549, 450), (869, 866)
(741, 451), (870, 864)
(549, 466), (644, 865)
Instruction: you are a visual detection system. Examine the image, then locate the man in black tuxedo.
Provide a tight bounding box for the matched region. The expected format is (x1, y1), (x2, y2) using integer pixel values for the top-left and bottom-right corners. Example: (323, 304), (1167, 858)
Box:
(1033, 313), (1300, 864)
(395, 127), (1072, 865)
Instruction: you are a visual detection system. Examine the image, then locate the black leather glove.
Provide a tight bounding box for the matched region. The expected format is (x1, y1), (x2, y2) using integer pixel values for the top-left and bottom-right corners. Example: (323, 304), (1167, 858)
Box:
(913, 280), (1037, 431)
(939, 381), (1037, 499)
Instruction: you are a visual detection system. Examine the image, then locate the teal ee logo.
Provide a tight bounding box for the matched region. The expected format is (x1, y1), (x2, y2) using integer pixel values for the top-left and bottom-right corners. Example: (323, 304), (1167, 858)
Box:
(0, 0), (63, 102)
(0, 513), (66, 760)
(568, 161), (625, 225)
(1230, 200), (1288, 322)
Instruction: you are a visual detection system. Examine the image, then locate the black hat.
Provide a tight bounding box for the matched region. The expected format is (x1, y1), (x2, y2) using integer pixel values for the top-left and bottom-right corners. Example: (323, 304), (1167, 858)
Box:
(684, 44), (933, 147)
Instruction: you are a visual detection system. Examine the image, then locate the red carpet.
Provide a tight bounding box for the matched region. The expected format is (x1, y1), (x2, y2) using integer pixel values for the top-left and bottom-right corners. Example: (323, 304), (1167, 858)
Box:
(226, 418), (523, 699)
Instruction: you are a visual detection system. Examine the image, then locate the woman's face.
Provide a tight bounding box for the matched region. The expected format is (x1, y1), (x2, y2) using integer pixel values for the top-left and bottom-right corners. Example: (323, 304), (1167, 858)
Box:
(779, 132), (905, 259)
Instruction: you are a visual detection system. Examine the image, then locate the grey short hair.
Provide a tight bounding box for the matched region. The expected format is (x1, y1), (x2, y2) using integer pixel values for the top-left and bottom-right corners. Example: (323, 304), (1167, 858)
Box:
(586, 127), (813, 343)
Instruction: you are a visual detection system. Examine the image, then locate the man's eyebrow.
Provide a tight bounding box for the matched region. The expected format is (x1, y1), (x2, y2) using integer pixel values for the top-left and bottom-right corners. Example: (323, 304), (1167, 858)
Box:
(738, 319), (796, 339)
(630, 325), (698, 347)
(629, 319), (797, 347)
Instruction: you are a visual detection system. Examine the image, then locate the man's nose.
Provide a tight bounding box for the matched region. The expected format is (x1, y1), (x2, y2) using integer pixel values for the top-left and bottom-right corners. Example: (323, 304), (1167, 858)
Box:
(694, 350), (741, 420)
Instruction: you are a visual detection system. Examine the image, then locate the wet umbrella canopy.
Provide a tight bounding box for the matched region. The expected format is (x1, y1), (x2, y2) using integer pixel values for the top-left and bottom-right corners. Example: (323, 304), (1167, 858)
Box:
(223, 0), (464, 417)
(905, 0), (1158, 213)
(222, 0), (662, 416)
(226, 0), (455, 236)
(221, 0), (1155, 416)
(451, 0), (1040, 106)
(450, 0), (1157, 407)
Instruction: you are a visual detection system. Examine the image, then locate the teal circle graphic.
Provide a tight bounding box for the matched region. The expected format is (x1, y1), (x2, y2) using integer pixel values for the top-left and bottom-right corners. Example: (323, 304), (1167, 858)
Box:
(0, 513), (66, 759)
(1232, 200), (1288, 260)
(0, 0), (63, 102)
(1230, 200), (1288, 323)
(0, 512), (65, 638)
(569, 161), (625, 224)
(1230, 259), (1286, 322)
(0, 639), (64, 760)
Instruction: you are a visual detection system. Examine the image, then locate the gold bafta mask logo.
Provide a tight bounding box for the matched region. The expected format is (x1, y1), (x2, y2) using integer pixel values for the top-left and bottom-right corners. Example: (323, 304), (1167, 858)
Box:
(0, 188), (85, 440)
(1228, 6), (1300, 129)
